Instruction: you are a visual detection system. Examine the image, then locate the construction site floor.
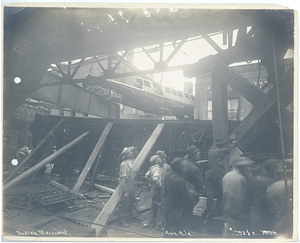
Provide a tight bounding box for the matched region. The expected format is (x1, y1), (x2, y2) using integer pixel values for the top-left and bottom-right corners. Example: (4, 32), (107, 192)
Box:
(2, 174), (225, 240)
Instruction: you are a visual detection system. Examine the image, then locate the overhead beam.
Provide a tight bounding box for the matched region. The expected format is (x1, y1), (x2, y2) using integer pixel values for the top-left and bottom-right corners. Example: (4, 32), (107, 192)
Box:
(111, 50), (130, 73)
(55, 63), (67, 79)
(73, 122), (114, 191)
(231, 68), (293, 151)
(4, 119), (64, 183)
(70, 58), (85, 79)
(141, 47), (156, 64)
(91, 123), (165, 236)
(165, 38), (187, 64)
(94, 56), (106, 72)
(4, 130), (90, 191)
(202, 34), (222, 53)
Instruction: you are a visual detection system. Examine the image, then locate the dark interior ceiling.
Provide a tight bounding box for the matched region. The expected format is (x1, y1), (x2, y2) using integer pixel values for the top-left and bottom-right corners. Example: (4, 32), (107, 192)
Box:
(3, 7), (294, 119)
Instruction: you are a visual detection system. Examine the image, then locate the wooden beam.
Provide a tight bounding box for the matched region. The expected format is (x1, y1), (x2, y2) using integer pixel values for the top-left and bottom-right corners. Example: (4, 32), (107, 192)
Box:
(84, 181), (115, 194)
(26, 134), (58, 184)
(211, 56), (266, 106)
(280, 104), (293, 136)
(3, 131), (90, 191)
(211, 72), (228, 144)
(4, 119), (64, 183)
(73, 122), (114, 191)
(91, 123), (165, 236)
(49, 180), (84, 197)
(231, 69), (293, 151)
(88, 146), (105, 191)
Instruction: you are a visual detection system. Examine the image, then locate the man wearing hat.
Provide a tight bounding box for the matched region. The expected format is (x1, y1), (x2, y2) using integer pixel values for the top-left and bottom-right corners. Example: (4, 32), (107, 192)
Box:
(117, 146), (141, 227)
(222, 157), (254, 236)
(205, 137), (236, 220)
(181, 145), (204, 193)
(144, 154), (165, 231)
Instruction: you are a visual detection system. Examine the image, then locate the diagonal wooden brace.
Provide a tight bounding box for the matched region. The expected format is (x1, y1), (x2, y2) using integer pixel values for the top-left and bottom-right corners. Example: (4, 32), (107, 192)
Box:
(4, 119), (64, 183)
(211, 56), (266, 106)
(231, 68), (293, 151)
(73, 122), (114, 191)
(91, 123), (165, 236)
(3, 130), (90, 191)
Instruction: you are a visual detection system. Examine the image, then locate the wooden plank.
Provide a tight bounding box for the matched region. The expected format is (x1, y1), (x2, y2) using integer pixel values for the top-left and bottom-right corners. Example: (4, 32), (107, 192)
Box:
(3, 131), (90, 191)
(49, 180), (85, 197)
(211, 72), (228, 144)
(91, 123), (165, 236)
(73, 122), (114, 191)
(202, 33), (222, 53)
(280, 104), (293, 136)
(84, 181), (115, 194)
(212, 56), (266, 106)
(4, 119), (64, 183)
(231, 69), (293, 151)
(88, 146), (104, 191)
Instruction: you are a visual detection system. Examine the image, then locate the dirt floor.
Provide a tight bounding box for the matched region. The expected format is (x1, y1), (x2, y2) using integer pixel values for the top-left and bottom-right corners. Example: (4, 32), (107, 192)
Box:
(3, 171), (225, 240)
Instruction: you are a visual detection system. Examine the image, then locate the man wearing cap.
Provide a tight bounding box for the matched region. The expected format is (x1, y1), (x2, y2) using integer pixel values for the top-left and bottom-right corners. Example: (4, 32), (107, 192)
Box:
(156, 150), (172, 177)
(222, 157), (254, 236)
(117, 146), (140, 227)
(144, 154), (165, 231)
(206, 137), (236, 220)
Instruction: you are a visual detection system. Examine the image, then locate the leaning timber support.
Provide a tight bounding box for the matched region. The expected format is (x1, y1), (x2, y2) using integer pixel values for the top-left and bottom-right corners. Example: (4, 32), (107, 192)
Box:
(211, 56), (266, 106)
(3, 131), (90, 191)
(231, 68), (293, 151)
(4, 119), (64, 183)
(91, 123), (165, 236)
(73, 122), (114, 191)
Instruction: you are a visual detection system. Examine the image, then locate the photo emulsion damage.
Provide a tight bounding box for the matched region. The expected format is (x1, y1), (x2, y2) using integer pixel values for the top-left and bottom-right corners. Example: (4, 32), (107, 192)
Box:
(2, 5), (296, 241)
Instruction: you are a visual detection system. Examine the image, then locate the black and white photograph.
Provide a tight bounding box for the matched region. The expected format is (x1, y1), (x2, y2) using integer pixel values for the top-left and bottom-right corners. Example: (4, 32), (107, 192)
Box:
(2, 3), (297, 241)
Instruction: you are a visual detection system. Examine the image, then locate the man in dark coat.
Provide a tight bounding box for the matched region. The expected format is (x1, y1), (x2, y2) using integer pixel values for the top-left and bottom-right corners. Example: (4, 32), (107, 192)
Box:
(164, 158), (192, 237)
(206, 137), (236, 219)
(251, 159), (280, 232)
(266, 160), (293, 236)
(182, 145), (204, 193)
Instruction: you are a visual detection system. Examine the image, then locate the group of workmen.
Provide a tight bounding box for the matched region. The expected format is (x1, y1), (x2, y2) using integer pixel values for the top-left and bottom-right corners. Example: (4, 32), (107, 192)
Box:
(115, 137), (293, 238)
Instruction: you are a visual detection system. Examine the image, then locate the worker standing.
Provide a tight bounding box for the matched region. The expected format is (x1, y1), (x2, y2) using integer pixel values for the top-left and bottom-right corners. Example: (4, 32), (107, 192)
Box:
(206, 137), (236, 220)
(117, 146), (141, 227)
(144, 155), (165, 231)
(222, 157), (254, 237)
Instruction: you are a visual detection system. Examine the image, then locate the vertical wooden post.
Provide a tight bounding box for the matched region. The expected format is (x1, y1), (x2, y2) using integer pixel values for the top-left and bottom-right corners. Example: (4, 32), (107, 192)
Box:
(211, 72), (228, 143)
(195, 75), (209, 120)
